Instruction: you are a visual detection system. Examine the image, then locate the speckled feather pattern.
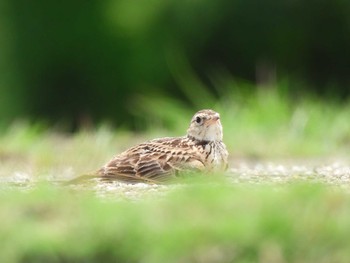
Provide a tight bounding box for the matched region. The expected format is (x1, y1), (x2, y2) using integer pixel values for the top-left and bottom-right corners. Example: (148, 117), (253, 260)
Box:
(98, 109), (228, 183)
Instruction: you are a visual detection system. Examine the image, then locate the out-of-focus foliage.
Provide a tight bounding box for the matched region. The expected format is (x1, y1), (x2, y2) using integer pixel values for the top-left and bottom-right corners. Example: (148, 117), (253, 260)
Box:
(1, 184), (350, 262)
(1, 0), (349, 128)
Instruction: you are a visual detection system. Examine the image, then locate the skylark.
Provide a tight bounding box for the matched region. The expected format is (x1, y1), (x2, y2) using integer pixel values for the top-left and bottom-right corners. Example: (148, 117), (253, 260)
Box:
(98, 109), (228, 183)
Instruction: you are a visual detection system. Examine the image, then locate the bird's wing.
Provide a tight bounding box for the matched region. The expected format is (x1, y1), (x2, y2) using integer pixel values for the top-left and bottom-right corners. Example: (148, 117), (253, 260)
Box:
(99, 138), (205, 183)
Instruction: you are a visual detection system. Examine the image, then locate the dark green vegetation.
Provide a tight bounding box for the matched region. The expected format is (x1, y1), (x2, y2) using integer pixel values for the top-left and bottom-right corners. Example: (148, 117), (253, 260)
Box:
(1, 182), (350, 263)
(1, 0), (350, 126)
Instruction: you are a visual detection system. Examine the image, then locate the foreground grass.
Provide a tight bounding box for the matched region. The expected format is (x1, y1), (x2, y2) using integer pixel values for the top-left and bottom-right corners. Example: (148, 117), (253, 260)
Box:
(1, 182), (350, 262)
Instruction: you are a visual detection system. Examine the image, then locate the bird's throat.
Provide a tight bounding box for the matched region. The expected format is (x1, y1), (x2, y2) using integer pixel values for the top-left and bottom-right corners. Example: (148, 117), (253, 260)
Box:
(187, 135), (211, 146)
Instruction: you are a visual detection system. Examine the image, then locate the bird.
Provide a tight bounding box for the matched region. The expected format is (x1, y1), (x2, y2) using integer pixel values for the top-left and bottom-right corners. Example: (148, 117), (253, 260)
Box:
(97, 109), (228, 183)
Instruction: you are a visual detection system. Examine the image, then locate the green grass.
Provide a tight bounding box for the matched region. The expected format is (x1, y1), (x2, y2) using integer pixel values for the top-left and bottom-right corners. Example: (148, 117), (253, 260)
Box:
(1, 182), (350, 262)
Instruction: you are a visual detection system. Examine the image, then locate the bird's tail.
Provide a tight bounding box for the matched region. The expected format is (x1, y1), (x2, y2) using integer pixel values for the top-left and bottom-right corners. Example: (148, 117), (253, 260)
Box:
(61, 172), (99, 186)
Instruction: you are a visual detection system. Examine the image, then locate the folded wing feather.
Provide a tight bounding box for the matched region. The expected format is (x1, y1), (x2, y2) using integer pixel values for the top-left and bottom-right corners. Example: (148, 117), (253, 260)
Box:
(99, 138), (204, 182)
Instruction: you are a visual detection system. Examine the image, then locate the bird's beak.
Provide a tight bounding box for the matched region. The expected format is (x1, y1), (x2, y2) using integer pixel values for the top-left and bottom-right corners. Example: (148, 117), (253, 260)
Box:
(208, 116), (220, 124)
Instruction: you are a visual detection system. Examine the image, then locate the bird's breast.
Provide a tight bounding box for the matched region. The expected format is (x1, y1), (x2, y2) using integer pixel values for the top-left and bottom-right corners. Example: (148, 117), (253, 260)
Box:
(200, 141), (228, 171)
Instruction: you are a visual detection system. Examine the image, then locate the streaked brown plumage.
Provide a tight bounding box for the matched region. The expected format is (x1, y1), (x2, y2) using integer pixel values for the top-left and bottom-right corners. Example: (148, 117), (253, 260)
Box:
(98, 109), (228, 183)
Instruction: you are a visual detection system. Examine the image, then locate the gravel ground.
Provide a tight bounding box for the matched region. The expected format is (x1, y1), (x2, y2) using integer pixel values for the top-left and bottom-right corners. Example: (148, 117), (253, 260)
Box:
(229, 159), (350, 186)
(1, 159), (350, 199)
(72, 158), (350, 199)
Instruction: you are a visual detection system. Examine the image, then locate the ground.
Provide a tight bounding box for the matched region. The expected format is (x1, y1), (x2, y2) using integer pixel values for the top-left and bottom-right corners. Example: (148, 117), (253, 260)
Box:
(0, 125), (349, 197)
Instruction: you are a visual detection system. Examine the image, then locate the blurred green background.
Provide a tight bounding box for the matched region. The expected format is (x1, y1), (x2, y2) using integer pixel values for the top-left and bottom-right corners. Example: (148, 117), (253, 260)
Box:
(1, 0), (349, 129)
(1, 2), (350, 262)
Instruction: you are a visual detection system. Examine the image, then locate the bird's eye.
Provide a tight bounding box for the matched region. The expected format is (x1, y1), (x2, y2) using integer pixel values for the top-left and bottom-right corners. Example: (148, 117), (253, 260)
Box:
(196, 116), (202, 123)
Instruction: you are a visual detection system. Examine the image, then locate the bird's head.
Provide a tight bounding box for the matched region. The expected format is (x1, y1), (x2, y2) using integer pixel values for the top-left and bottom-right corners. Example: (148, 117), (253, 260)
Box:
(187, 109), (223, 142)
